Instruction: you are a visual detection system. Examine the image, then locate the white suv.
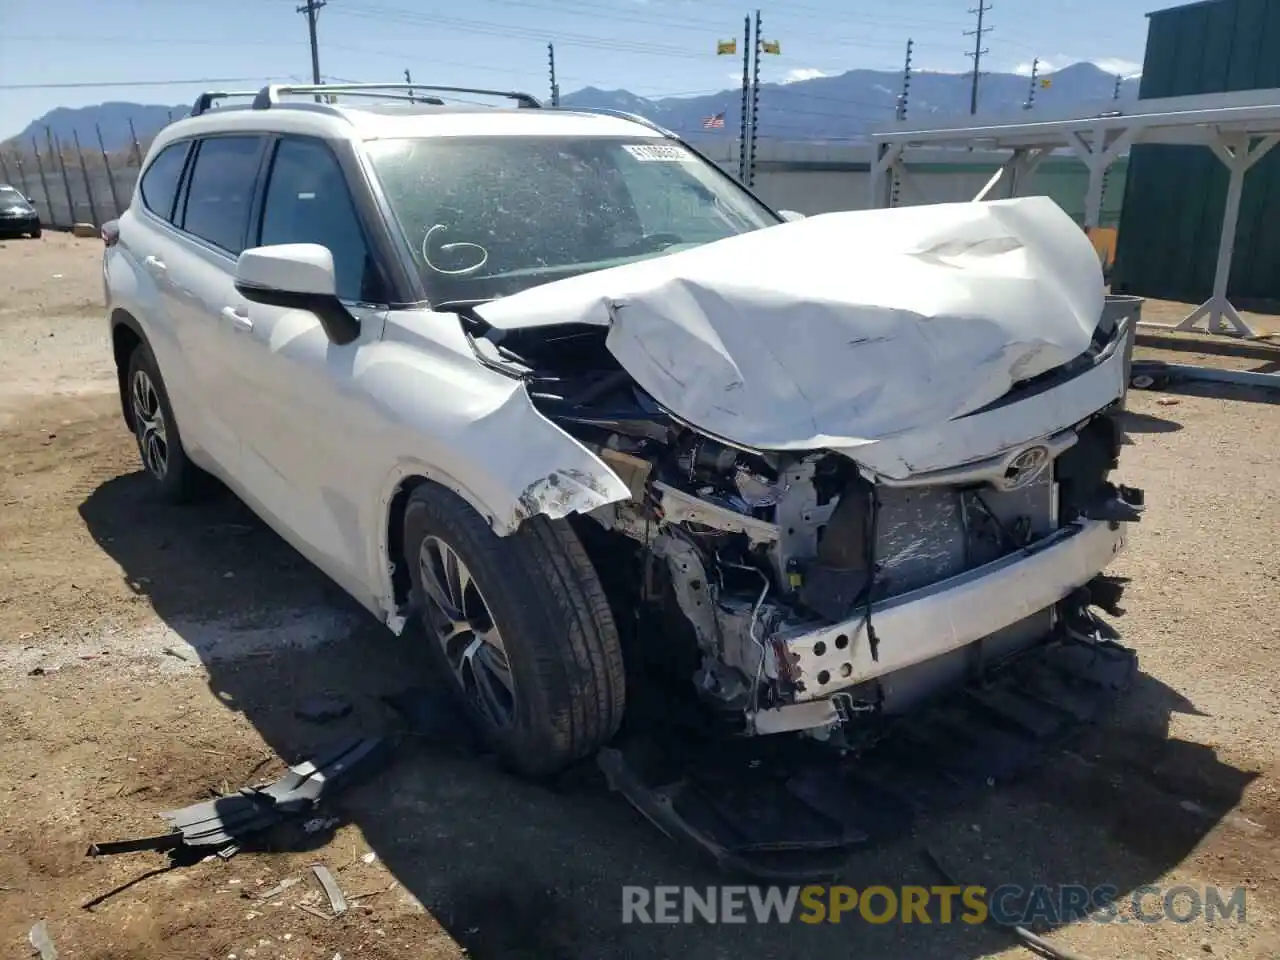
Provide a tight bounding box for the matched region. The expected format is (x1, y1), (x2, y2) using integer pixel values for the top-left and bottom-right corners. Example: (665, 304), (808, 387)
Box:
(104, 83), (1141, 792)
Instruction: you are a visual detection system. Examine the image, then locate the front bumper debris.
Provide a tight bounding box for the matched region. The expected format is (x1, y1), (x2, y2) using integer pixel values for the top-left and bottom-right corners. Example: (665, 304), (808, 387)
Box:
(599, 604), (1136, 881)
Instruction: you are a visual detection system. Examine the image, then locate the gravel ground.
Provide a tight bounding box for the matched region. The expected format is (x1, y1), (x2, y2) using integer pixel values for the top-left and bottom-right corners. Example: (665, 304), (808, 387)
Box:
(1, 232), (1279, 960)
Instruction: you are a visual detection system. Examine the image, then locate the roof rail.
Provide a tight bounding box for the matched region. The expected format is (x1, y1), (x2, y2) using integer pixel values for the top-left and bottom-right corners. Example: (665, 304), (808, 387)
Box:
(251, 82), (541, 110)
(558, 107), (675, 138)
(190, 90), (263, 117)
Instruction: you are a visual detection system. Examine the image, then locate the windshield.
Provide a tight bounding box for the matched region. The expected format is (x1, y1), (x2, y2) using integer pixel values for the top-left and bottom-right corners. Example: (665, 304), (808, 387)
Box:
(0, 185), (27, 205)
(364, 135), (780, 304)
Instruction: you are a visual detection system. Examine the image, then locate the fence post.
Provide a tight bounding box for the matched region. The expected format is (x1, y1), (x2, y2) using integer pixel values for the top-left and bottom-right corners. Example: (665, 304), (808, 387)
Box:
(0, 151), (11, 184)
(49, 128), (77, 229)
(72, 130), (100, 227)
(127, 118), (143, 168)
(96, 123), (123, 218)
(13, 153), (27, 200)
(31, 138), (55, 226)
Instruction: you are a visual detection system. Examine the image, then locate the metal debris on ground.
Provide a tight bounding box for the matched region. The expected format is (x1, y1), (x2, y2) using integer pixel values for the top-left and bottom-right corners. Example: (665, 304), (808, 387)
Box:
(86, 737), (390, 860)
(249, 876), (302, 902)
(28, 920), (57, 960)
(312, 864), (349, 916)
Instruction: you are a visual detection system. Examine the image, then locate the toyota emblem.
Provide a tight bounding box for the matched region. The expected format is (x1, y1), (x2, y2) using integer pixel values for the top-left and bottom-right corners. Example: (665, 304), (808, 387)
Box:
(1000, 445), (1050, 489)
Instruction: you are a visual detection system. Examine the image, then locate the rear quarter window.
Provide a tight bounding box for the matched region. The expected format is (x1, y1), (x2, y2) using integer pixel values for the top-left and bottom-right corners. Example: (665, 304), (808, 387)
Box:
(138, 142), (191, 222)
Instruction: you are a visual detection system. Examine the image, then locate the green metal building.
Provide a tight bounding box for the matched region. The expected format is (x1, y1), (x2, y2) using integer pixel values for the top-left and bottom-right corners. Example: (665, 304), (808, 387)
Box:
(1112, 0), (1280, 309)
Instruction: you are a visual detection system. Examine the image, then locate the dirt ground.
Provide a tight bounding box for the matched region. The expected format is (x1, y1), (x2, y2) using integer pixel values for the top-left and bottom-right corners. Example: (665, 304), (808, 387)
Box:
(2, 231), (1280, 960)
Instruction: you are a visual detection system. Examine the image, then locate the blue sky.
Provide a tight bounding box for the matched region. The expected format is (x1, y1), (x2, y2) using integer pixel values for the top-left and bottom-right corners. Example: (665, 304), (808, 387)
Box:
(0, 0), (1152, 137)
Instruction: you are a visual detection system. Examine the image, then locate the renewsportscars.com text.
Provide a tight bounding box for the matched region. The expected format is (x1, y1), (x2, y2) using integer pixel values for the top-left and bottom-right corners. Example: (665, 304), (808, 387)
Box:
(621, 884), (1248, 926)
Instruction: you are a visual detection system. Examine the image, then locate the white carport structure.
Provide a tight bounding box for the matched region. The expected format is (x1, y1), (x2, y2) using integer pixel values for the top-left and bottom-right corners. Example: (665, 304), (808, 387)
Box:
(868, 89), (1280, 339)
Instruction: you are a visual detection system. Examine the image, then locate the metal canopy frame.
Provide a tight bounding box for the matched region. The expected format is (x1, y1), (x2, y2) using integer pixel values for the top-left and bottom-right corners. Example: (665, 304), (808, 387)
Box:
(869, 88), (1280, 339)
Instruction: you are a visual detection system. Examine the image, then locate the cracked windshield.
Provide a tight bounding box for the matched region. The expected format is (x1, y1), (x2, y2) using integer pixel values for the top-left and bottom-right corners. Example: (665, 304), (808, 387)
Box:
(365, 135), (779, 303)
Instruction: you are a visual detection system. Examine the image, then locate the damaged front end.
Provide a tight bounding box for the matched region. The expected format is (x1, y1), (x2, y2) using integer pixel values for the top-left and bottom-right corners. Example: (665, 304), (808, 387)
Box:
(470, 197), (1144, 876)
(482, 311), (1143, 878)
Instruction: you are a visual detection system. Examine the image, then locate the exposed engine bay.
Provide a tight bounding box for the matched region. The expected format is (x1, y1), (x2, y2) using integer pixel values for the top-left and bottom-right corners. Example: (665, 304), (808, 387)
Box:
(466, 306), (1143, 746)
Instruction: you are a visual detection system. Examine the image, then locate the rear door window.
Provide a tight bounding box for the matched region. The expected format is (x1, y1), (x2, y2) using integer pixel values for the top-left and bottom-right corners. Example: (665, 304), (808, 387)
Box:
(179, 136), (265, 254)
(138, 142), (191, 222)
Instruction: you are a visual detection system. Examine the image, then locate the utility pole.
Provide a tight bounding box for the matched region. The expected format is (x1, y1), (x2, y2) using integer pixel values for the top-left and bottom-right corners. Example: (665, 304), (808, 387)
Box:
(404, 68), (415, 103)
(738, 14), (751, 184)
(964, 3), (992, 115)
(1023, 57), (1040, 110)
(892, 38), (913, 207)
(547, 43), (560, 107)
(298, 0), (327, 102)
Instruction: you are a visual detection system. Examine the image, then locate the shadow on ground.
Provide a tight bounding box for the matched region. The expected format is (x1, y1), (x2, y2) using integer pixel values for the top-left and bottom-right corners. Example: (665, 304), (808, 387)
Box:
(1120, 410), (1183, 434)
(79, 471), (1256, 960)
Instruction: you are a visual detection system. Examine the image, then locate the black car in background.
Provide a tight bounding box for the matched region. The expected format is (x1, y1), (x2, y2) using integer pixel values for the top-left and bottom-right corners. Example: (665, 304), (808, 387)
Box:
(0, 184), (41, 238)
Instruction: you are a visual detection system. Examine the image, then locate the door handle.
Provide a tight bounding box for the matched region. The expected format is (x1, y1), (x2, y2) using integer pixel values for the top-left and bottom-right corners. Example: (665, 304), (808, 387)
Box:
(221, 306), (254, 333)
(142, 255), (166, 274)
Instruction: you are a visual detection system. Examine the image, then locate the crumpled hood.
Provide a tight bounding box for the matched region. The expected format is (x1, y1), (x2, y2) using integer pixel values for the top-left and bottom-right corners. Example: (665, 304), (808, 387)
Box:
(476, 195), (1105, 459)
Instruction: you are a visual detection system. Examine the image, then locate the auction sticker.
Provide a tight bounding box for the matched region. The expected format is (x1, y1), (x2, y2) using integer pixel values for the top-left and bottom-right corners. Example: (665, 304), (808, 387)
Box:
(622, 143), (696, 162)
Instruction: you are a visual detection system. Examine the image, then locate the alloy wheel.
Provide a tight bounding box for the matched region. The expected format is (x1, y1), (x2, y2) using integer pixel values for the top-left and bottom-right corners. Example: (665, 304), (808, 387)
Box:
(131, 369), (169, 480)
(418, 535), (517, 728)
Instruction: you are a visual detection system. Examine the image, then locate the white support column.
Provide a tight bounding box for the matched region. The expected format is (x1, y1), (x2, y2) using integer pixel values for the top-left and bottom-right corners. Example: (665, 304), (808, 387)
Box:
(1068, 125), (1138, 228)
(869, 142), (903, 208)
(1177, 133), (1280, 338)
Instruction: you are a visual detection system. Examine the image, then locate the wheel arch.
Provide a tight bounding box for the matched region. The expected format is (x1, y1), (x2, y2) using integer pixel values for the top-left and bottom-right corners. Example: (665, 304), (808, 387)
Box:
(110, 308), (148, 430)
(376, 455), (629, 634)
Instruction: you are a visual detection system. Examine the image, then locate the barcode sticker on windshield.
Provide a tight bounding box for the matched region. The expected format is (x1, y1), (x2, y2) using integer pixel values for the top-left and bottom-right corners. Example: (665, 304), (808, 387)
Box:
(622, 143), (695, 162)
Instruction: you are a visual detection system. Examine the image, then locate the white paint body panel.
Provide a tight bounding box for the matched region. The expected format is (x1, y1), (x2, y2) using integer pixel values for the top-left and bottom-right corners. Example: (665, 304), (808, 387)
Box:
(477, 195), (1107, 477)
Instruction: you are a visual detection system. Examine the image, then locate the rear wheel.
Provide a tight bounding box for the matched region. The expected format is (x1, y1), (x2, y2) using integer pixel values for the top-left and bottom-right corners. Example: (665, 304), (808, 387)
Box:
(403, 483), (626, 776)
(126, 343), (203, 502)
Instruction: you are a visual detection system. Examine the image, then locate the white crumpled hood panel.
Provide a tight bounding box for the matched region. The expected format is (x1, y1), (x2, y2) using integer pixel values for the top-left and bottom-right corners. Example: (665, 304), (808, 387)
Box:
(476, 195), (1105, 464)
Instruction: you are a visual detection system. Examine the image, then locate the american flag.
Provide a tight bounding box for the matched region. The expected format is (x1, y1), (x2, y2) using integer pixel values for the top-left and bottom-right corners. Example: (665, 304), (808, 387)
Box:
(702, 111), (726, 130)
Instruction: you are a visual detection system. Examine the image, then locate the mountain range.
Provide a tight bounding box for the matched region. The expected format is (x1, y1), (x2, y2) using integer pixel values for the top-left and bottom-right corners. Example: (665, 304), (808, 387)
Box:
(7, 62), (1138, 153)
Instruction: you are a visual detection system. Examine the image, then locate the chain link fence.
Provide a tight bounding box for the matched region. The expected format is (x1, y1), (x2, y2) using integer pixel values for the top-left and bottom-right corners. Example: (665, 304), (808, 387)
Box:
(0, 121), (151, 230)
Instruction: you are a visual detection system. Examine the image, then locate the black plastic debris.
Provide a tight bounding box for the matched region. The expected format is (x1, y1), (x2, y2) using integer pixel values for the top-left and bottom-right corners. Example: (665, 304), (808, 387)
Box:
(600, 632), (1138, 882)
(87, 737), (390, 860)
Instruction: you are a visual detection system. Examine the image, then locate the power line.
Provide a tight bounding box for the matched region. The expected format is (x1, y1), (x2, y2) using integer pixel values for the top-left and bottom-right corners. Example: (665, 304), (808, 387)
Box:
(0, 77), (277, 91)
(964, 3), (992, 115)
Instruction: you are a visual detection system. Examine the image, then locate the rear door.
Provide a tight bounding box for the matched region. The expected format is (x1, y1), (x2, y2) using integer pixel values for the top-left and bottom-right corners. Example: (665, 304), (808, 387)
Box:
(220, 134), (391, 587)
(159, 135), (268, 475)
(124, 141), (212, 453)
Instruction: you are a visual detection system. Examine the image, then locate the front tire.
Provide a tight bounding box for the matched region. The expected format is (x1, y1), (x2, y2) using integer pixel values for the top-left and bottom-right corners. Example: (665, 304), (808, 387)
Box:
(30, 225), (41, 239)
(403, 483), (626, 777)
(125, 343), (202, 503)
